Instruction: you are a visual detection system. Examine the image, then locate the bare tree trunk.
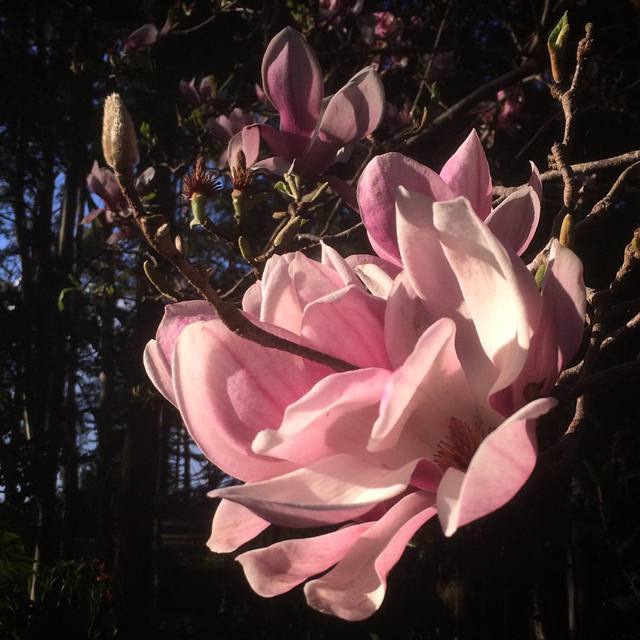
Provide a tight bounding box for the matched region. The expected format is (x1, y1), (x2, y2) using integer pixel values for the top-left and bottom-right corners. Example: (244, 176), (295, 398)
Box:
(114, 266), (162, 635)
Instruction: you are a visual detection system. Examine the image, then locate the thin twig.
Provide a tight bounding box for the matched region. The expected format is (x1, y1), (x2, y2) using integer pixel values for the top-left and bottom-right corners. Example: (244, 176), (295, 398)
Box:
(575, 161), (640, 237)
(395, 59), (540, 152)
(493, 150), (640, 198)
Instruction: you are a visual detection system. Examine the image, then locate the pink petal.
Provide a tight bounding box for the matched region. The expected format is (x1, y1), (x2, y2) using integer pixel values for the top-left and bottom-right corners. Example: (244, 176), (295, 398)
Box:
(437, 397), (557, 537)
(304, 67), (384, 174)
(301, 285), (390, 369)
(384, 273), (430, 368)
(179, 79), (201, 107)
(344, 254), (401, 280)
(172, 319), (315, 481)
(253, 123), (297, 159)
(492, 242), (585, 414)
(371, 318), (477, 454)
(358, 152), (454, 265)
(485, 186), (540, 256)
(241, 282), (263, 316)
(260, 252), (343, 335)
(304, 491), (437, 621)
(433, 196), (542, 393)
(252, 156), (293, 175)
(543, 241), (586, 369)
(207, 499), (270, 553)
(439, 129), (492, 220)
(394, 188), (463, 323)
(327, 67), (385, 141)
(143, 340), (175, 404)
(227, 125), (260, 170)
(261, 27), (323, 147)
(320, 243), (363, 289)
(252, 368), (390, 465)
(528, 161), (543, 201)
(123, 24), (159, 53)
(209, 454), (421, 527)
(237, 522), (372, 597)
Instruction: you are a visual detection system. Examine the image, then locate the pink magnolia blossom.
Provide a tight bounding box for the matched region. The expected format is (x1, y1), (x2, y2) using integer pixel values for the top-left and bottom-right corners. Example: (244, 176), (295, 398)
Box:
(83, 161), (138, 244)
(228, 27), (384, 184)
(123, 24), (159, 53)
(178, 76), (216, 107)
(373, 11), (400, 39)
(143, 182), (584, 619)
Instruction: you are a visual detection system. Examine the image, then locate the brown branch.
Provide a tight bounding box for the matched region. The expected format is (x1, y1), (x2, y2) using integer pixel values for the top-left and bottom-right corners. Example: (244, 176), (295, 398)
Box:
(553, 23), (594, 150)
(554, 360), (640, 406)
(575, 161), (640, 237)
(492, 150), (640, 198)
(395, 58), (540, 152)
(116, 171), (357, 373)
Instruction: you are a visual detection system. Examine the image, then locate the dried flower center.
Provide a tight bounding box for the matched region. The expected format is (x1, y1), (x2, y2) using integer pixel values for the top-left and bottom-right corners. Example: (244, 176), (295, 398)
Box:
(433, 417), (489, 472)
(183, 155), (221, 200)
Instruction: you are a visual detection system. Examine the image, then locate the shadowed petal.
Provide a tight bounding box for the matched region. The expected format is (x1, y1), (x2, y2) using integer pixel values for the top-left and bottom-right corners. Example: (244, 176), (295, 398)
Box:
(317, 68), (384, 145)
(358, 153), (454, 265)
(485, 186), (540, 255)
(304, 491), (437, 621)
(143, 340), (174, 404)
(437, 397), (557, 537)
(237, 522), (372, 597)
(124, 24), (159, 53)
(209, 454), (421, 527)
(439, 130), (492, 220)
(261, 27), (323, 145)
(207, 499), (270, 553)
(543, 241), (585, 369)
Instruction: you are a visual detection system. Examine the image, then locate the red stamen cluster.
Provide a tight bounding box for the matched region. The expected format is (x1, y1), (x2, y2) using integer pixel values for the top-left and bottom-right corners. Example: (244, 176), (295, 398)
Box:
(182, 155), (221, 200)
(433, 417), (489, 472)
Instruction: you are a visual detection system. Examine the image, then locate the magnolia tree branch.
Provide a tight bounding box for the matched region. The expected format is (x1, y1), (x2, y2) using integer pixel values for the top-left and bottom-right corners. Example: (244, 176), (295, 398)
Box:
(493, 149), (640, 198)
(391, 58), (540, 152)
(116, 171), (357, 373)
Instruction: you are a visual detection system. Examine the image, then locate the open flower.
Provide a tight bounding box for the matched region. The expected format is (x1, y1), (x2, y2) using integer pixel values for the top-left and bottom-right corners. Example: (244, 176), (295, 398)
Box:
(228, 27), (384, 184)
(144, 181), (584, 619)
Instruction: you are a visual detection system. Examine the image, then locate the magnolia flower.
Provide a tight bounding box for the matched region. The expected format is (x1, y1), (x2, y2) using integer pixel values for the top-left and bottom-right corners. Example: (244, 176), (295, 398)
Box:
(143, 127), (584, 620)
(228, 27), (384, 184)
(373, 11), (400, 39)
(143, 195), (583, 620)
(83, 161), (138, 244)
(179, 76), (216, 107)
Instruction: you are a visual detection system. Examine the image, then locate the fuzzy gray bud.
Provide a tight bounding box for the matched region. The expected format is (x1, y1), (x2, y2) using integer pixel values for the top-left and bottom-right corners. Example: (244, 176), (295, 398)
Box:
(102, 93), (139, 174)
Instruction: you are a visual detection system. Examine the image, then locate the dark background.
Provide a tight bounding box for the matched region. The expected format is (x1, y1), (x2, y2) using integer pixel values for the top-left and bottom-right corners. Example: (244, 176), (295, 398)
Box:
(1, 0), (639, 637)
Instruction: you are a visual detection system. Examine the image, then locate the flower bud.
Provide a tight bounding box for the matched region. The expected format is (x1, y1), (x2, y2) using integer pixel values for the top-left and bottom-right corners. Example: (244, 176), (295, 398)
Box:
(559, 213), (574, 248)
(102, 93), (139, 174)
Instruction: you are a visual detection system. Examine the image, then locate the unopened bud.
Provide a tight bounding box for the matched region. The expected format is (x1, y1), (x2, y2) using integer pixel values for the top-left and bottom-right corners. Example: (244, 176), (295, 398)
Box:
(547, 12), (570, 83)
(273, 216), (303, 247)
(102, 93), (139, 174)
(238, 235), (254, 262)
(143, 260), (178, 302)
(559, 213), (574, 248)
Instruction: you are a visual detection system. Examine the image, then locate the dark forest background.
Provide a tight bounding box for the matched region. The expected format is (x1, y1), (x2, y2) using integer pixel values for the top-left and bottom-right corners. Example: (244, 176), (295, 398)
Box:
(1, 0), (640, 638)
